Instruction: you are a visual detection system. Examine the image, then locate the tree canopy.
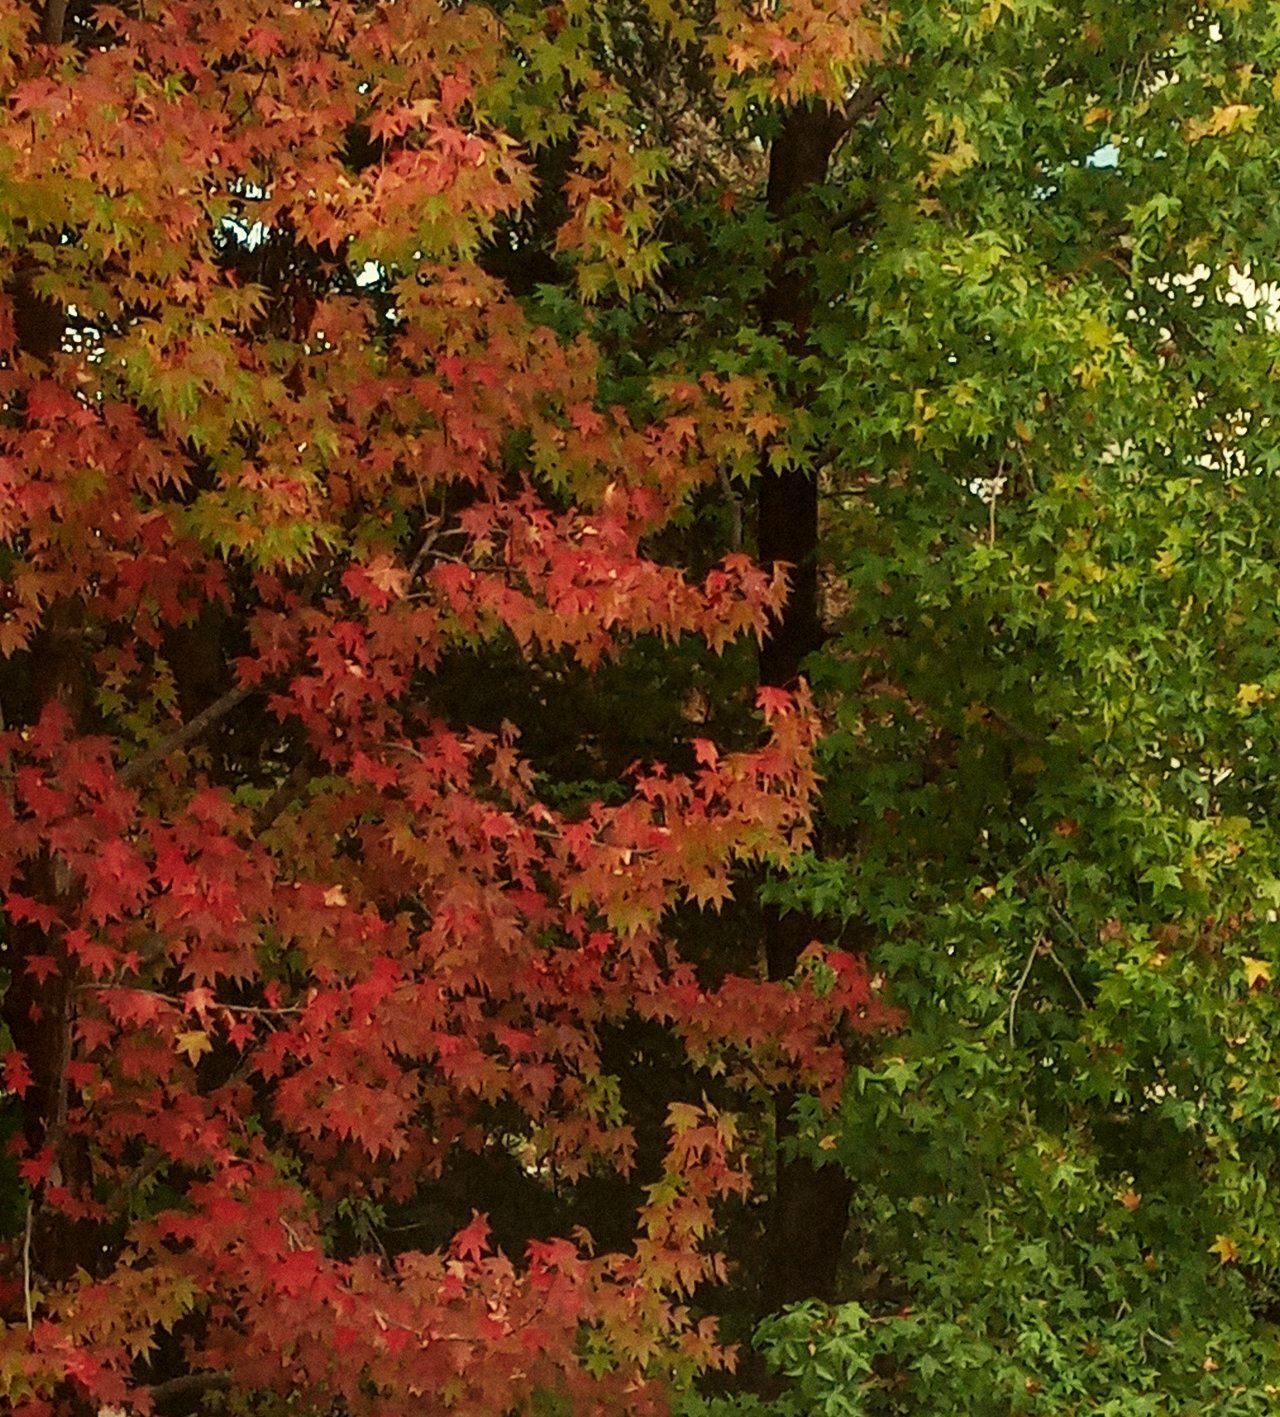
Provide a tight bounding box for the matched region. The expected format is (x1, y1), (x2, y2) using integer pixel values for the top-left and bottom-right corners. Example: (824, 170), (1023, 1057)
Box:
(5, 0), (1280, 1414)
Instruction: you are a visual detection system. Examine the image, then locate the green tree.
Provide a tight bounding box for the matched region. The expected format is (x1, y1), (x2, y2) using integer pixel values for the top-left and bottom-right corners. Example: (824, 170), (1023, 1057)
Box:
(682, 0), (1280, 1410)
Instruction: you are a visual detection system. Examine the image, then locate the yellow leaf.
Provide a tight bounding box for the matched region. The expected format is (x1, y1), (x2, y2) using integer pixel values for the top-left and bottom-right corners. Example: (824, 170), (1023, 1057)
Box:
(1081, 315), (1113, 352)
(666, 1101), (701, 1135)
(1243, 956), (1272, 988)
(1210, 1234), (1240, 1265)
(818, 1134), (838, 1152)
(1236, 682), (1265, 710)
(323, 885), (348, 907)
(929, 138), (978, 180)
(175, 1031), (212, 1064)
(366, 560), (408, 598)
(1186, 104), (1259, 143)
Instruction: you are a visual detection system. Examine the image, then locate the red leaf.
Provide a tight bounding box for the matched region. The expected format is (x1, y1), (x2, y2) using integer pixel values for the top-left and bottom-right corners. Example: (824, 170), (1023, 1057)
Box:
(3, 1049), (32, 1097)
(451, 1211), (491, 1261)
(19, 1148), (53, 1185)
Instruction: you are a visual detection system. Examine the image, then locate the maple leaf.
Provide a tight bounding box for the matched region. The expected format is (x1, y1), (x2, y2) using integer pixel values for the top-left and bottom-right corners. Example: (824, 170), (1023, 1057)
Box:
(1210, 1234), (1240, 1265)
(452, 1212), (492, 1262)
(1187, 104), (1260, 144)
(19, 1149), (54, 1186)
(174, 1031), (213, 1064)
(1243, 957), (1272, 989)
(3, 1049), (33, 1097)
(0, 0), (875, 1405)
(690, 739), (719, 769)
(24, 953), (59, 984)
(5, 892), (61, 931)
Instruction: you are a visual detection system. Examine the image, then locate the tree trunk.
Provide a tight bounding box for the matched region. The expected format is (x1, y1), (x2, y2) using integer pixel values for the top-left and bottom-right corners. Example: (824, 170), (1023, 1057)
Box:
(754, 101), (853, 1321)
(1, 598), (99, 1294)
(1, 0), (100, 1293)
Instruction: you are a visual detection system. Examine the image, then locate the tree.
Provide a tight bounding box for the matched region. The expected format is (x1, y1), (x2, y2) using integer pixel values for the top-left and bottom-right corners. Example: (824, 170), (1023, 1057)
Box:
(0, 0), (891, 1412)
(686, 0), (1280, 1412)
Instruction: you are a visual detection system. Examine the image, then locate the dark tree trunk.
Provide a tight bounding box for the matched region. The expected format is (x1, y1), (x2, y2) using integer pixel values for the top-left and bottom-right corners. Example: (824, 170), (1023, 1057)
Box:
(1, 598), (100, 1290)
(753, 102), (853, 1322)
(2, 0), (101, 1296)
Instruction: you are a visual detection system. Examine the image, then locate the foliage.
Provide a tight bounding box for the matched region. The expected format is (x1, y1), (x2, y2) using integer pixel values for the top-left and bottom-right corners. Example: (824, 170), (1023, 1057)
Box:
(9, 0), (1280, 1413)
(0, 0), (887, 1411)
(711, 0), (1280, 1411)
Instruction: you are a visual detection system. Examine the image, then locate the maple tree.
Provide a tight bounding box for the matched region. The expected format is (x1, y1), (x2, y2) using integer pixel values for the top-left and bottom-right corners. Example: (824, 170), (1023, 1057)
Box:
(0, 0), (891, 1412)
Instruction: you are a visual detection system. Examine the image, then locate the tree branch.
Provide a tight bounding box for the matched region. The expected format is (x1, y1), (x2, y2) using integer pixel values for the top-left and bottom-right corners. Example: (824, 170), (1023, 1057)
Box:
(842, 82), (885, 130)
(253, 751), (318, 833)
(1007, 938), (1042, 1045)
(147, 1372), (233, 1407)
(119, 682), (257, 788)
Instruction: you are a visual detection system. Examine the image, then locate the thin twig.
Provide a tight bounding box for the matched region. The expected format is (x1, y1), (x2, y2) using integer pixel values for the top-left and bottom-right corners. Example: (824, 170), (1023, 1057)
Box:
(1046, 900), (1090, 952)
(1043, 941), (1089, 1011)
(1039, 902), (1091, 1010)
(78, 983), (304, 1017)
(1007, 938), (1041, 1045)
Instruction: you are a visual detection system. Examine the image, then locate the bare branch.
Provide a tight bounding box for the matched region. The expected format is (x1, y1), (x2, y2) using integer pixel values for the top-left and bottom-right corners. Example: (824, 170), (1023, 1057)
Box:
(253, 753), (318, 833)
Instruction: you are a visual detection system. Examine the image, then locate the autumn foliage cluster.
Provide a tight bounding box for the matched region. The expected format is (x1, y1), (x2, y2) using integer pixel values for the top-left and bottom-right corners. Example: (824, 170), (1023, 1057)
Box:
(0, 0), (888, 1412)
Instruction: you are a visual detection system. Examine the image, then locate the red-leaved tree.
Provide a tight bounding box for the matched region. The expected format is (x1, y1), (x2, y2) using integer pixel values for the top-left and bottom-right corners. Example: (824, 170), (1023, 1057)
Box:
(0, 0), (887, 1411)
